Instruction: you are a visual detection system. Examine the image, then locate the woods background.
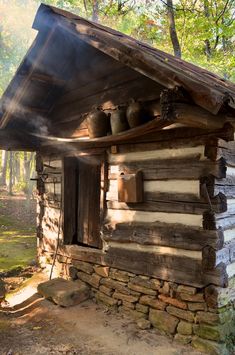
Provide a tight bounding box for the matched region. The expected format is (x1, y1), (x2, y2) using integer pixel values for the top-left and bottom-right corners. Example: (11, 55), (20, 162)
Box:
(0, 151), (35, 195)
(0, 0), (235, 194)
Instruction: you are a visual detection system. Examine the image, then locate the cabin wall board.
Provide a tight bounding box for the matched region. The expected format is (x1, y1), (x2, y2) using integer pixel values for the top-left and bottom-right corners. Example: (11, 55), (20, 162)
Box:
(36, 126), (235, 288)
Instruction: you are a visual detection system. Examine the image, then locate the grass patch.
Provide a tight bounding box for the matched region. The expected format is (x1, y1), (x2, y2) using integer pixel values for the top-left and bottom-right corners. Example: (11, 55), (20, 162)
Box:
(0, 215), (36, 273)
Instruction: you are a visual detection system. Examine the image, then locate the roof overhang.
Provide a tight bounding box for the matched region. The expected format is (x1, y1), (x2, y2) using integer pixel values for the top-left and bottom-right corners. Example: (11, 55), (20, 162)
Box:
(0, 3), (235, 149)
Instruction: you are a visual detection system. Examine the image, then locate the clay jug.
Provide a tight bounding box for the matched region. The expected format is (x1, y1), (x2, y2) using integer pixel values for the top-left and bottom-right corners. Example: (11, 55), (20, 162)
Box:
(126, 101), (143, 128)
(110, 107), (129, 135)
(86, 108), (109, 138)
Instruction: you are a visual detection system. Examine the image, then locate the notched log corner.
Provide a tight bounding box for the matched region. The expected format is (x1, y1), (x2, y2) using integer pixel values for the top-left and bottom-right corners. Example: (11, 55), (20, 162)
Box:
(160, 87), (189, 121)
(200, 176), (227, 213)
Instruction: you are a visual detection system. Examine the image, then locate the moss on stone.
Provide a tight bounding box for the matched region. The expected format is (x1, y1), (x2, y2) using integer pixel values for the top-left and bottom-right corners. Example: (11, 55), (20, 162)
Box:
(0, 216), (36, 273)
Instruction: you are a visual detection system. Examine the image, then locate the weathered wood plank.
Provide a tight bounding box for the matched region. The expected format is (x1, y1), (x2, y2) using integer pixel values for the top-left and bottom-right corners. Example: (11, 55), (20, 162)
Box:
(132, 123), (234, 145)
(201, 174), (235, 198)
(77, 155), (102, 248)
(108, 146), (206, 164)
(103, 222), (224, 251)
(52, 75), (162, 123)
(63, 156), (77, 245)
(56, 66), (141, 108)
(202, 263), (228, 287)
(109, 158), (226, 180)
(203, 211), (235, 230)
(108, 178), (200, 197)
(107, 198), (226, 214)
(107, 209), (203, 227)
(104, 247), (226, 287)
(202, 245), (231, 270)
(165, 103), (228, 130)
(39, 239), (227, 287)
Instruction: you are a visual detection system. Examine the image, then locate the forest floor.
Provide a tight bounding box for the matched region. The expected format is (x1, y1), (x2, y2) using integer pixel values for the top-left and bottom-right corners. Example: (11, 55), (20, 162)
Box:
(0, 191), (203, 355)
(0, 273), (203, 355)
(0, 189), (36, 276)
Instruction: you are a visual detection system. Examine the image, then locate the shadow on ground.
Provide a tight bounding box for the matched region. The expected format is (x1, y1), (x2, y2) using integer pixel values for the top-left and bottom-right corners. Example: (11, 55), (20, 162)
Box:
(0, 273), (203, 355)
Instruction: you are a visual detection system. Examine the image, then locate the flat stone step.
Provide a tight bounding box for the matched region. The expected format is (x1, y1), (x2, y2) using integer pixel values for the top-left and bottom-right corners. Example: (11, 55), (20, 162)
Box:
(37, 278), (90, 307)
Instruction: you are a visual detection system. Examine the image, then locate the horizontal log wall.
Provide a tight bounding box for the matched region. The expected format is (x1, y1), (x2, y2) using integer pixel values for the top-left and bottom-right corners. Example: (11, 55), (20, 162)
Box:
(36, 155), (63, 250)
(104, 133), (235, 287)
(37, 127), (235, 288)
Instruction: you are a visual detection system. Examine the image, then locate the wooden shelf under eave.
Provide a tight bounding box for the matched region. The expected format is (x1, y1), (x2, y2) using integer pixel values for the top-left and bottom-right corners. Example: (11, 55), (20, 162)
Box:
(40, 117), (171, 149)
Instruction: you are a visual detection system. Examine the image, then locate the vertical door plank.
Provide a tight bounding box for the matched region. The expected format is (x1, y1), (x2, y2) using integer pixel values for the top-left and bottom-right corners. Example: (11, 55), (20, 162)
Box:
(63, 156), (78, 244)
(77, 156), (102, 248)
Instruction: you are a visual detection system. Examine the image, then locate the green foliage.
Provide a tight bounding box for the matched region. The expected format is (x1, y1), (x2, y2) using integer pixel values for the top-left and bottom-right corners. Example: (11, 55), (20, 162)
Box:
(0, 216), (36, 273)
(14, 181), (27, 193)
(0, 0), (234, 96)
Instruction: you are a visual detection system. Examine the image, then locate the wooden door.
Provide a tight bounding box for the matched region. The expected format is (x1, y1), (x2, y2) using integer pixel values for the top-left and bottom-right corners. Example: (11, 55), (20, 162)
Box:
(77, 156), (102, 248)
(63, 156), (78, 245)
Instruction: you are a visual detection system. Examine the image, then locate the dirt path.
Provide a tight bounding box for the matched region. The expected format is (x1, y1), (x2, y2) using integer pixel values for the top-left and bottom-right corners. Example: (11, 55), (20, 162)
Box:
(0, 274), (203, 355)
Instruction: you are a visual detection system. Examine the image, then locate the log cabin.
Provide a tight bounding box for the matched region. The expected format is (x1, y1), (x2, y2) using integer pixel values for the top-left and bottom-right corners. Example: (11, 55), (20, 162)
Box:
(1, 4), (235, 353)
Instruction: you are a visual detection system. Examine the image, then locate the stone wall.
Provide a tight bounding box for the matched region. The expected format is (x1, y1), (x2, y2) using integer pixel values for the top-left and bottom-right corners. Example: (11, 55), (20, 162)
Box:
(39, 253), (235, 355)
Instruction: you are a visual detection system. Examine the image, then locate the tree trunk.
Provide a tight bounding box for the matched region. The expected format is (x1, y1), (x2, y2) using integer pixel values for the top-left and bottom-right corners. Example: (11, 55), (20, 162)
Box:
(203, 0), (211, 61)
(9, 151), (13, 195)
(14, 152), (20, 184)
(166, 0), (181, 58)
(92, 0), (99, 22)
(24, 152), (34, 198)
(0, 150), (8, 186)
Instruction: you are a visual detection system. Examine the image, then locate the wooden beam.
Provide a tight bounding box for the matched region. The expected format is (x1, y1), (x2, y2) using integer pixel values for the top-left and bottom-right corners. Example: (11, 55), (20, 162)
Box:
(202, 243), (235, 270)
(103, 222), (224, 251)
(162, 102), (228, 130)
(31, 72), (66, 86)
(109, 158), (226, 180)
(106, 197), (226, 215)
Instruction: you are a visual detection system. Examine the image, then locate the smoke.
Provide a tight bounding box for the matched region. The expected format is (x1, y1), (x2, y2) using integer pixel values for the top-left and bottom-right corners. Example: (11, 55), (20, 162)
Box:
(0, 0), (39, 95)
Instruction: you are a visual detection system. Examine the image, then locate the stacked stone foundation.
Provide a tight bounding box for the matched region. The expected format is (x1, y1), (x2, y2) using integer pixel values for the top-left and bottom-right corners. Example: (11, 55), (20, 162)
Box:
(39, 254), (235, 355)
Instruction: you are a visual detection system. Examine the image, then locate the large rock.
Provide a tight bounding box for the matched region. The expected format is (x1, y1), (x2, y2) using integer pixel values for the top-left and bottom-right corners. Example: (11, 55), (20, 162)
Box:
(99, 285), (113, 297)
(158, 294), (187, 310)
(188, 302), (206, 311)
(73, 260), (93, 274)
(179, 292), (204, 302)
(119, 306), (147, 320)
(177, 285), (197, 295)
(37, 278), (90, 307)
(128, 282), (157, 296)
(174, 334), (192, 345)
(93, 266), (109, 278)
(109, 268), (130, 282)
(149, 309), (179, 334)
(95, 291), (118, 307)
(136, 303), (149, 314)
(192, 337), (229, 355)
(177, 320), (193, 335)
(139, 295), (166, 310)
(166, 305), (194, 322)
(113, 291), (139, 303)
(193, 323), (228, 342)
(196, 311), (220, 325)
(77, 271), (101, 289)
(100, 278), (139, 295)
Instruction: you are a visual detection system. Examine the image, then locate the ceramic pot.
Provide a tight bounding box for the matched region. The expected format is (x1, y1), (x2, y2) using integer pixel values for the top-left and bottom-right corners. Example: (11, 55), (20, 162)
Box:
(86, 109), (109, 138)
(126, 101), (143, 128)
(110, 107), (129, 135)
